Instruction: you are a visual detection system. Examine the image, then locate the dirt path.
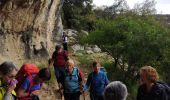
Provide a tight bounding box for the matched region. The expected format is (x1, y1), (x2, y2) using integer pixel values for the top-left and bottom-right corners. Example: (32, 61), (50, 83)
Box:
(39, 81), (90, 100)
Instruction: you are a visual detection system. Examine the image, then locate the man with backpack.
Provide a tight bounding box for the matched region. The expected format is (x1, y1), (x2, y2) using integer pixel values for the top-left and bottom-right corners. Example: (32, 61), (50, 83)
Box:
(84, 61), (109, 100)
(15, 64), (51, 100)
(50, 45), (68, 85)
(62, 59), (84, 100)
(137, 65), (169, 100)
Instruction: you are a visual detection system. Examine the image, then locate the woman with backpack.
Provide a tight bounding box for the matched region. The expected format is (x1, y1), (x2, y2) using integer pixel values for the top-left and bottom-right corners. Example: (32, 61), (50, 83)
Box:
(84, 61), (109, 100)
(62, 59), (84, 100)
(137, 66), (168, 100)
(0, 61), (18, 100)
(16, 67), (51, 100)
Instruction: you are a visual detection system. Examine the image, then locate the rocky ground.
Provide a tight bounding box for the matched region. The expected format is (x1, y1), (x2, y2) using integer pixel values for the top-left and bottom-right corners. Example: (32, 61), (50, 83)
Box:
(39, 79), (91, 100)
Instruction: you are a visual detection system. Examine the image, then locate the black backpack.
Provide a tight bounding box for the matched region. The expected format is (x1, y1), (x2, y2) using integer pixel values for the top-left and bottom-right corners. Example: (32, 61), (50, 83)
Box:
(156, 81), (170, 100)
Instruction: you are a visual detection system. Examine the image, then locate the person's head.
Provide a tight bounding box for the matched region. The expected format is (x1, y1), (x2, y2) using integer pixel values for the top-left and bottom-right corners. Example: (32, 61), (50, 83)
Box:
(37, 68), (51, 83)
(66, 59), (74, 73)
(139, 66), (159, 84)
(104, 81), (128, 100)
(63, 32), (66, 35)
(92, 61), (100, 73)
(0, 61), (18, 84)
(55, 45), (62, 52)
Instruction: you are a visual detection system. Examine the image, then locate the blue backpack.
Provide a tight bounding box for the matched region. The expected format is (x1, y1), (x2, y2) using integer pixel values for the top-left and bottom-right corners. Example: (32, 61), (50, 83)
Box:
(100, 67), (107, 74)
(63, 67), (83, 93)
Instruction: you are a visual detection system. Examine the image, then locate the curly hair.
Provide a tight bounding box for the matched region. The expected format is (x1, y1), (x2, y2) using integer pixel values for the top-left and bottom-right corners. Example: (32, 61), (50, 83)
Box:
(140, 66), (159, 82)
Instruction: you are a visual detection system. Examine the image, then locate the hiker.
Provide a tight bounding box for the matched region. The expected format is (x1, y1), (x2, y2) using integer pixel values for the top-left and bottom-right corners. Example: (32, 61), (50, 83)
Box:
(137, 66), (168, 100)
(62, 59), (84, 100)
(50, 45), (68, 85)
(62, 31), (68, 51)
(0, 61), (18, 100)
(84, 61), (109, 100)
(16, 67), (51, 100)
(104, 81), (128, 100)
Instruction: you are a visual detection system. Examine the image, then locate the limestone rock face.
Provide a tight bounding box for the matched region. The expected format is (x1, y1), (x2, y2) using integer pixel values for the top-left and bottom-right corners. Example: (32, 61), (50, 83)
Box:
(0, 0), (63, 64)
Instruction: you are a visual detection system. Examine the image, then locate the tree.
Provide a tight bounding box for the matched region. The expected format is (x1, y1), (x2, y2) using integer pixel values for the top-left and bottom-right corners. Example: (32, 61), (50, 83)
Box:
(132, 0), (157, 15)
(81, 15), (170, 91)
(62, 0), (95, 31)
(93, 0), (130, 20)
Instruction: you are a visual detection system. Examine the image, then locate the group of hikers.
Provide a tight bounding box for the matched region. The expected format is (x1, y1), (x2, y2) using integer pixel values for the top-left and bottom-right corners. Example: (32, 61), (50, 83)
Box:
(0, 32), (170, 100)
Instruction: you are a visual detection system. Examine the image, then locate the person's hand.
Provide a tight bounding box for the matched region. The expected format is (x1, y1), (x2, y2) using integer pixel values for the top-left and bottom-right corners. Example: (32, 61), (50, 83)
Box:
(6, 79), (17, 94)
(80, 85), (84, 93)
(48, 58), (54, 67)
(30, 90), (40, 96)
(6, 84), (16, 94)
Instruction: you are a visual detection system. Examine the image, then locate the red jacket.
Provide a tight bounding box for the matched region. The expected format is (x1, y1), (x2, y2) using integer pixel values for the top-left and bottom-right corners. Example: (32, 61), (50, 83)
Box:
(52, 50), (68, 67)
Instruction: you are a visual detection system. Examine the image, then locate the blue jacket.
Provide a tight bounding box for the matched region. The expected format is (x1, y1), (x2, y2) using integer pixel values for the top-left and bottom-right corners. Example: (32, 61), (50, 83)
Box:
(84, 71), (109, 96)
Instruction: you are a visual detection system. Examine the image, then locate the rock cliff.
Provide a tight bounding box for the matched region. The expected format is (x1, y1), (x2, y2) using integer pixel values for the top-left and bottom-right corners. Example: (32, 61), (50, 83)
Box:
(0, 0), (63, 64)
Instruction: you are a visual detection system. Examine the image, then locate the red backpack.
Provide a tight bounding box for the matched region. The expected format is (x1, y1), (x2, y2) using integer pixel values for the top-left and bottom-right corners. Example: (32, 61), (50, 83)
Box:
(15, 63), (39, 92)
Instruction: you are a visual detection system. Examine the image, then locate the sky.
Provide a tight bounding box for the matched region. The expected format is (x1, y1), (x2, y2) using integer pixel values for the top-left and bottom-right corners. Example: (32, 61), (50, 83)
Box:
(93, 0), (170, 14)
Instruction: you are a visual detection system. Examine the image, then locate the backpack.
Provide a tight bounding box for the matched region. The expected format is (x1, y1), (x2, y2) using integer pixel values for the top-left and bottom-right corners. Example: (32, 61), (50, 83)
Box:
(15, 64), (39, 92)
(156, 81), (170, 100)
(63, 67), (84, 92)
(100, 67), (107, 74)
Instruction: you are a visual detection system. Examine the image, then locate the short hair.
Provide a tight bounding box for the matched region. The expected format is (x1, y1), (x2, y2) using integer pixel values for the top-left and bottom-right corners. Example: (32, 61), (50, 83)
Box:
(38, 68), (51, 81)
(67, 59), (74, 66)
(139, 66), (159, 82)
(0, 61), (17, 75)
(55, 45), (62, 51)
(92, 61), (100, 67)
(104, 81), (128, 100)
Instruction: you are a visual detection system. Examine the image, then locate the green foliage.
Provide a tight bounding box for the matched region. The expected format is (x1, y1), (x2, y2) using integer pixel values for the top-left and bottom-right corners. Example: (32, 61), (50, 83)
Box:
(81, 15), (170, 98)
(62, 0), (96, 31)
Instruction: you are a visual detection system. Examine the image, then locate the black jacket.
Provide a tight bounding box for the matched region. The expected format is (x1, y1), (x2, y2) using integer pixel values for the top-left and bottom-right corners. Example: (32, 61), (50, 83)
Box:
(137, 82), (168, 100)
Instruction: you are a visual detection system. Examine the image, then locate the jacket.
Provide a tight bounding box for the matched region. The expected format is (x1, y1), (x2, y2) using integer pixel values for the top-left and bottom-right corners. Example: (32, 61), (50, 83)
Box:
(137, 82), (168, 100)
(84, 71), (109, 96)
(0, 80), (16, 100)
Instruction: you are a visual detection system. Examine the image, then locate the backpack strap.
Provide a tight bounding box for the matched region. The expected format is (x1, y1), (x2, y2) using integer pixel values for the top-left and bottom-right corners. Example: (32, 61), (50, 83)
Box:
(75, 67), (84, 92)
(27, 75), (35, 93)
(89, 72), (94, 92)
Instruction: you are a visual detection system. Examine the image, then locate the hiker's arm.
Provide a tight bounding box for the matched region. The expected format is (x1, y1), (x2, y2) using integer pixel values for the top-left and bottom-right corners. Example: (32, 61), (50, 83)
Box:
(104, 74), (109, 86)
(83, 73), (92, 92)
(3, 85), (16, 100)
(64, 51), (69, 61)
(48, 58), (54, 68)
(3, 93), (12, 100)
(79, 81), (84, 92)
(17, 87), (29, 97)
(16, 78), (30, 97)
(48, 52), (56, 67)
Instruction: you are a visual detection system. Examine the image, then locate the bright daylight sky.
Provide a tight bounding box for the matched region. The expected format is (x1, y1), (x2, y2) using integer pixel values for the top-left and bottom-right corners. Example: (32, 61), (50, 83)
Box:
(93, 0), (170, 14)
